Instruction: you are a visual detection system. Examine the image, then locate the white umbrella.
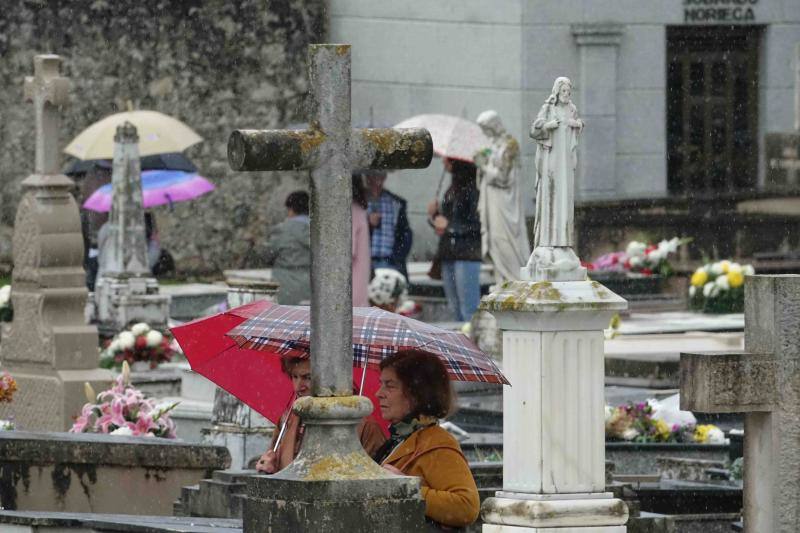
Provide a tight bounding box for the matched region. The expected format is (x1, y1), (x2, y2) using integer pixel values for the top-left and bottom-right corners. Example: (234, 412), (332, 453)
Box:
(394, 114), (489, 163)
(64, 110), (203, 159)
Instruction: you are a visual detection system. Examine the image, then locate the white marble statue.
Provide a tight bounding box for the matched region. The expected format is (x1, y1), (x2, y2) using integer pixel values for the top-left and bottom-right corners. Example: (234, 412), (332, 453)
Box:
(474, 110), (531, 285)
(524, 76), (587, 281)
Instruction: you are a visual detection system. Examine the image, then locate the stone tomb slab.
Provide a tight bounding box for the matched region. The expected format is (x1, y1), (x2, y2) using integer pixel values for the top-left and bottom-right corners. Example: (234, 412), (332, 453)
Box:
(0, 431), (229, 515)
(0, 510), (242, 532)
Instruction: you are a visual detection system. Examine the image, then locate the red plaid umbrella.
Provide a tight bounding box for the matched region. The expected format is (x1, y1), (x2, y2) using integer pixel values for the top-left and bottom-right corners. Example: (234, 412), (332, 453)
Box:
(228, 300), (509, 385)
(170, 300), (387, 428)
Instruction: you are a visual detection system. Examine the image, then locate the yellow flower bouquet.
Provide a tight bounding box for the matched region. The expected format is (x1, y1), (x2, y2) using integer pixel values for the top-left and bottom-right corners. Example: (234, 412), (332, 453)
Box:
(689, 260), (754, 314)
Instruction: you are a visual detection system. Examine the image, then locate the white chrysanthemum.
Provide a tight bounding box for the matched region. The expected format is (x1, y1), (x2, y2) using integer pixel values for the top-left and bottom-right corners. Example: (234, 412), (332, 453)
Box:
(743, 264), (755, 276)
(629, 256), (643, 268)
(710, 262), (725, 275)
(130, 323), (150, 336)
(626, 241), (647, 258)
(145, 330), (164, 348)
(621, 428), (640, 441)
(715, 275), (730, 290)
(728, 263), (742, 274)
(689, 286), (696, 297)
(703, 282), (716, 297)
(706, 427), (726, 444)
(647, 249), (664, 264)
(604, 405), (614, 422)
(0, 285), (11, 306)
(118, 331), (136, 350)
(110, 426), (133, 436)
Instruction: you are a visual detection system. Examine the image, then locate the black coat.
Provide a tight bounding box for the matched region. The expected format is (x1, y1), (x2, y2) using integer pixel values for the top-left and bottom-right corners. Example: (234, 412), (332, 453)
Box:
(436, 184), (481, 262)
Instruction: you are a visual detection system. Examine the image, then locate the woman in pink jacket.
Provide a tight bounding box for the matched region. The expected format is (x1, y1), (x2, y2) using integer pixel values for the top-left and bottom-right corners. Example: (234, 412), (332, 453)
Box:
(352, 173), (371, 307)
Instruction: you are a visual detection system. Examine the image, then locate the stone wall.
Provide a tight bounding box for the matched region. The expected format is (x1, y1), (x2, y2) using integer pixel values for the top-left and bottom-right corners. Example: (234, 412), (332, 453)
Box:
(0, 0), (325, 274)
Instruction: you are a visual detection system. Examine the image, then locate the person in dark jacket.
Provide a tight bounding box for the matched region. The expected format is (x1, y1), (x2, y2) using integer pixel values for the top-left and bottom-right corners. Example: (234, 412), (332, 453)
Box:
(362, 169), (413, 280)
(427, 159), (481, 322)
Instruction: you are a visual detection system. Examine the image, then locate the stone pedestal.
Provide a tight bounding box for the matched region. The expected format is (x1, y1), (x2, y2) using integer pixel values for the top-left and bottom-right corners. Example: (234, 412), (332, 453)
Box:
(95, 276), (170, 336)
(94, 122), (169, 335)
(203, 388), (275, 469)
(480, 280), (629, 532)
(243, 395), (425, 533)
(201, 281), (279, 467)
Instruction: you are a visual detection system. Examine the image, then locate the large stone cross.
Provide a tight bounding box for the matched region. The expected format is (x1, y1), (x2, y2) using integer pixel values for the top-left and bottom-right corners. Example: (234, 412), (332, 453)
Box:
(681, 275), (800, 533)
(228, 44), (431, 532)
(229, 44), (431, 397)
(23, 54), (70, 176)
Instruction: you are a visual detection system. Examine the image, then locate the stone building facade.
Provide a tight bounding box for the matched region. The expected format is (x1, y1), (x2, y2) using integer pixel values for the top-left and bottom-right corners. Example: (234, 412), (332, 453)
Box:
(0, 0), (325, 274)
(330, 0), (800, 262)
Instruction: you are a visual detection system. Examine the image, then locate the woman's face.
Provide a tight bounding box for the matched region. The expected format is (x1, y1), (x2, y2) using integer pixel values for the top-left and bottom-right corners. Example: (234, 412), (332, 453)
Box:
(376, 367), (414, 424)
(288, 360), (312, 397)
(558, 83), (571, 104)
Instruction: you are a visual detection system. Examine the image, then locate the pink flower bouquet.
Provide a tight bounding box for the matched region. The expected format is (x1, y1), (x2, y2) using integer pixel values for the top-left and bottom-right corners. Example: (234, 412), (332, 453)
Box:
(70, 362), (178, 438)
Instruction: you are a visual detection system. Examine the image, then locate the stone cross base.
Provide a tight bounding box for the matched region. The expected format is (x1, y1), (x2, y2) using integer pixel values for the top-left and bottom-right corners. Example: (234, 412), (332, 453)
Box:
(479, 280), (628, 532)
(0, 368), (113, 431)
(245, 477), (424, 532)
(242, 395), (425, 532)
(95, 276), (170, 335)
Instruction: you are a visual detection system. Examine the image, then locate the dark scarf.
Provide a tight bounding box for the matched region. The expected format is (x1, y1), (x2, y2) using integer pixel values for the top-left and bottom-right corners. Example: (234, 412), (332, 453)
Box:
(373, 414), (437, 464)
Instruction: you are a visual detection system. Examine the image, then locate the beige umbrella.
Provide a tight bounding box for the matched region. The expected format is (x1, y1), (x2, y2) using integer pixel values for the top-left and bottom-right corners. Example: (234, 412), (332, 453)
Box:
(64, 110), (203, 159)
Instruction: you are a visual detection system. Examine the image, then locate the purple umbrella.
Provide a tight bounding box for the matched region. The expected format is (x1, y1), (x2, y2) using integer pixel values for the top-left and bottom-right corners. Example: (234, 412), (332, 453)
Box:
(82, 170), (215, 212)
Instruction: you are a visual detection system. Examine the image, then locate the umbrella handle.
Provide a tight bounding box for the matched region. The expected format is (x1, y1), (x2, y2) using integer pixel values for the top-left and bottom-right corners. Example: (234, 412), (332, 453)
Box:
(358, 364), (367, 396)
(272, 416), (289, 453)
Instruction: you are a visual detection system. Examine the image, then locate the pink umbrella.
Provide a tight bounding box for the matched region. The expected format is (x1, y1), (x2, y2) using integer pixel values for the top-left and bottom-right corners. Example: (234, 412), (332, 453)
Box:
(394, 114), (489, 163)
(82, 170), (215, 212)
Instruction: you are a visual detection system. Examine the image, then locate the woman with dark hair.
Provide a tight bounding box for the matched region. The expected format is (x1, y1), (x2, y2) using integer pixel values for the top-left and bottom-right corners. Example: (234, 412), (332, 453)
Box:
(255, 356), (386, 474)
(374, 349), (480, 530)
(427, 158), (482, 322)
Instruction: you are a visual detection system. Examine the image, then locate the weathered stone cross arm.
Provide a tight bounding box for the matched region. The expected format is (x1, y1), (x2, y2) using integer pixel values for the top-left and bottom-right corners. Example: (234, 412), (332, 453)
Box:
(680, 351), (780, 413)
(228, 126), (432, 173)
(23, 54), (70, 177)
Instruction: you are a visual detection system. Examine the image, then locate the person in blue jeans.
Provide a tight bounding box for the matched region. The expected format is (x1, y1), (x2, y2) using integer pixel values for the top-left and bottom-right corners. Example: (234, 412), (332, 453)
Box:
(427, 158), (482, 322)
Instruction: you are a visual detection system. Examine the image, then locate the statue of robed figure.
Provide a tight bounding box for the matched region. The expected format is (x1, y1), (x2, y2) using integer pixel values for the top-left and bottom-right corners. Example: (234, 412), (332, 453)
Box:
(523, 76), (587, 281)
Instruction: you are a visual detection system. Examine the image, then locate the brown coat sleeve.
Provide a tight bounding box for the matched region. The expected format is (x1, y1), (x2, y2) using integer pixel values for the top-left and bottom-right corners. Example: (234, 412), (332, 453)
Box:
(357, 417), (388, 459)
(414, 446), (480, 527)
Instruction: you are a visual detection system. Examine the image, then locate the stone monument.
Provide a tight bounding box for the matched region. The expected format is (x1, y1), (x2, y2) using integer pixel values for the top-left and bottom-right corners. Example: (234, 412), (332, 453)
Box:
(475, 110), (531, 286)
(0, 55), (111, 431)
(479, 77), (629, 532)
(93, 122), (170, 336)
(681, 274), (800, 533)
(228, 44), (433, 532)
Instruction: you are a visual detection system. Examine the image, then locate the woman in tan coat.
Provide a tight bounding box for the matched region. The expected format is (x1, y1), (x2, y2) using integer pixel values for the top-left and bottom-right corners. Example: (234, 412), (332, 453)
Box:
(255, 357), (386, 474)
(374, 349), (480, 530)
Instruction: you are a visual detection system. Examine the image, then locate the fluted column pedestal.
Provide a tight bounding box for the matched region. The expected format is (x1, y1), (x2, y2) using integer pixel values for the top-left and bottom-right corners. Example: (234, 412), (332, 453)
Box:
(480, 280), (629, 532)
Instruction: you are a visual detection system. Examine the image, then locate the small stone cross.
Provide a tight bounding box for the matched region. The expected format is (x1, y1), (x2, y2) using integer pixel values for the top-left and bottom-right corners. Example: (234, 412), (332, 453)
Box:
(681, 275), (800, 533)
(23, 55), (69, 176)
(228, 44), (432, 397)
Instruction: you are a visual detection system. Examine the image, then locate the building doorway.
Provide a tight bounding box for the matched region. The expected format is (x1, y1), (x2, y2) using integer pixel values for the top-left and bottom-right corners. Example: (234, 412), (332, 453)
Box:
(666, 25), (762, 195)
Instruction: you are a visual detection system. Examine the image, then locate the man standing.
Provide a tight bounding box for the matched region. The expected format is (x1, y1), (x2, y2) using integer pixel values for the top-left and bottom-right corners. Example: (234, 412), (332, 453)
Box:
(362, 169), (413, 280)
(474, 110), (531, 285)
(263, 191), (312, 305)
